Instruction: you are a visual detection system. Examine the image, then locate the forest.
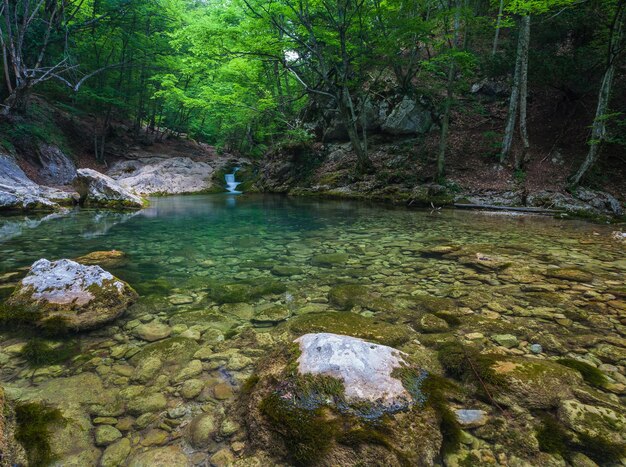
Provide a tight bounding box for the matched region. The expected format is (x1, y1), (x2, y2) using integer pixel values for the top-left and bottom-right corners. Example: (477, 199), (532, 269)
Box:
(1, 0), (625, 187)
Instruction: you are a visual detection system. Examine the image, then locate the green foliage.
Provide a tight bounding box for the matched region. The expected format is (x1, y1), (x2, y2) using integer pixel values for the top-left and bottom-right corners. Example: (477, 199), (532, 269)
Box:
(513, 169), (527, 183)
(20, 338), (80, 368)
(556, 358), (607, 388)
(15, 402), (66, 467)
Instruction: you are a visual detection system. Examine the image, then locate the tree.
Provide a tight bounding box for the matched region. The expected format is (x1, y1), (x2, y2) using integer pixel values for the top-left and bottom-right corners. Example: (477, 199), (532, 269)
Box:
(241, 0), (379, 172)
(0, 0), (121, 115)
(570, 0), (625, 186)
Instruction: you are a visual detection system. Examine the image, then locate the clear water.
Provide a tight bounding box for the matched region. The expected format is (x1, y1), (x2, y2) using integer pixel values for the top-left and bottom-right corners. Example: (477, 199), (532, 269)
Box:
(1, 194), (622, 287)
(1, 194), (625, 465)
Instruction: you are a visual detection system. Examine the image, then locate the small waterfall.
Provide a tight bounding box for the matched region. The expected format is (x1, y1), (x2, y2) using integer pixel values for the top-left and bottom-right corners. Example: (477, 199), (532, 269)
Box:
(225, 167), (242, 194)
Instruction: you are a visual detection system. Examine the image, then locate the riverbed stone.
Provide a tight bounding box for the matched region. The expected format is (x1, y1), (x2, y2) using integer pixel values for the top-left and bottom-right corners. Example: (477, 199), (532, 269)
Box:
(271, 265), (303, 276)
(127, 393), (167, 415)
(251, 304), (291, 326)
(311, 253), (349, 267)
(134, 322), (171, 342)
(181, 379), (204, 399)
(492, 334), (519, 348)
(187, 413), (217, 448)
(175, 359), (202, 381)
(95, 425), (123, 446)
(133, 356), (162, 383)
(5, 258), (137, 331)
(100, 437), (131, 466)
(544, 267), (593, 283)
(455, 409), (489, 428)
(127, 446), (191, 467)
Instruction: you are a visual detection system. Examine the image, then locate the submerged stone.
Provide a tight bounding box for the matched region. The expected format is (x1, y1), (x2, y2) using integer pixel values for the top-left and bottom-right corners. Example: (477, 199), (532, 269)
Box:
(95, 425), (123, 446)
(251, 304), (291, 326)
(127, 446), (191, 467)
(5, 258), (137, 331)
(75, 250), (127, 268)
(310, 253), (349, 267)
(134, 322), (171, 342)
(544, 267), (593, 283)
(271, 265), (303, 277)
(455, 409), (488, 428)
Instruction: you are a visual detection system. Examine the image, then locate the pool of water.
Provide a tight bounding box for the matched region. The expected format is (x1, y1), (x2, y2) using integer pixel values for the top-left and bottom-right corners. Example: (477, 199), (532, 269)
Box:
(0, 194), (624, 465)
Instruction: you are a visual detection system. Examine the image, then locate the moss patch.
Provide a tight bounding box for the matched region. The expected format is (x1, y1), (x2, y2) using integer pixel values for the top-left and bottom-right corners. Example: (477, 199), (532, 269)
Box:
(556, 359), (607, 388)
(20, 338), (80, 367)
(536, 414), (569, 456)
(205, 279), (286, 304)
(15, 402), (65, 467)
(289, 312), (414, 347)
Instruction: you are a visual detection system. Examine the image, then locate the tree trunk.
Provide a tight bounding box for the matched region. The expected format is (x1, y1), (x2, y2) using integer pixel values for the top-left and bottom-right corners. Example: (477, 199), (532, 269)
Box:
(437, 0), (462, 180)
(500, 16), (528, 163)
(516, 15), (531, 169)
(492, 0), (505, 56)
(3, 84), (32, 115)
(338, 88), (372, 172)
(570, 4), (624, 186)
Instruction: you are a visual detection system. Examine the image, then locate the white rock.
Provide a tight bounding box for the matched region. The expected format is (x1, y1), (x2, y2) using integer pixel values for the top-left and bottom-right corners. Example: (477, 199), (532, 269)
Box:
(294, 332), (413, 409)
(7, 259), (136, 330)
(108, 157), (217, 195)
(0, 153), (76, 211)
(73, 168), (144, 208)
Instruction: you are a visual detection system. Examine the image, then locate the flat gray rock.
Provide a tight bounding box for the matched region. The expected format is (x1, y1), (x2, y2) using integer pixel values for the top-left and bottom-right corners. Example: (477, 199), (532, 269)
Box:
(108, 157), (216, 195)
(294, 332), (412, 409)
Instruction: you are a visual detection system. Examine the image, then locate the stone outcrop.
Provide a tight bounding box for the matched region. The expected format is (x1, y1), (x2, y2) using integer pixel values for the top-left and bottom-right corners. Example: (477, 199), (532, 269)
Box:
(527, 188), (623, 216)
(6, 258), (137, 331)
(0, 152), (76, 211)
(36, 144), (77, 185)
(107, 157), (217, 195)
(243, 332), (442, 466)
(381, 96), (433, 135)
(73, 168), (145, 208)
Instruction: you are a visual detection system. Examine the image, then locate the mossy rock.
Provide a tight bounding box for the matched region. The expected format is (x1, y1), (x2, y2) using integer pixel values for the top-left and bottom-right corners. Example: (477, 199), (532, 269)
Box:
(410, 294), (457, 313)
(289, 312), (414, 347)
(271, 265), (304, 277)
(0, 386), (28, 466)
(251, 304), (291, 327)
(544, 268), (593, 283)
(169, 309), (237, 332)
(490, 357), (583, 409)
(328, 284), (369, 310)
(242, 341), (443, 466)
(310, 253), (349, 267)
(129, 337), (199, 368)
(205, 279), (286, 304)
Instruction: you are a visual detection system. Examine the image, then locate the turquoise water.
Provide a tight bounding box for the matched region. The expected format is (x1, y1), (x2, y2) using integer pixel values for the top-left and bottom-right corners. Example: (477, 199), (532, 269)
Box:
(1, 194), (622, 286)
(1, 194), (625, 465)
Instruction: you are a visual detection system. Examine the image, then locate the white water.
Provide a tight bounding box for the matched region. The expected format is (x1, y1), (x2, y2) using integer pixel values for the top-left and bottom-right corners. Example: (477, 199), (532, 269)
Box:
(225, 168), (241, 194)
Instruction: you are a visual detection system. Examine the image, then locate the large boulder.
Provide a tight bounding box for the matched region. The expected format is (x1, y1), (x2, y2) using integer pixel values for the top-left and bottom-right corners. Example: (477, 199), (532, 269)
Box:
(107, 157), (218, 195)
(5, 258), (137, 331)
(381, 96), (432, 135)
(0, 153), (76, 211)
(244, 333), (442, 466)
(73, 168), (145, 208)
